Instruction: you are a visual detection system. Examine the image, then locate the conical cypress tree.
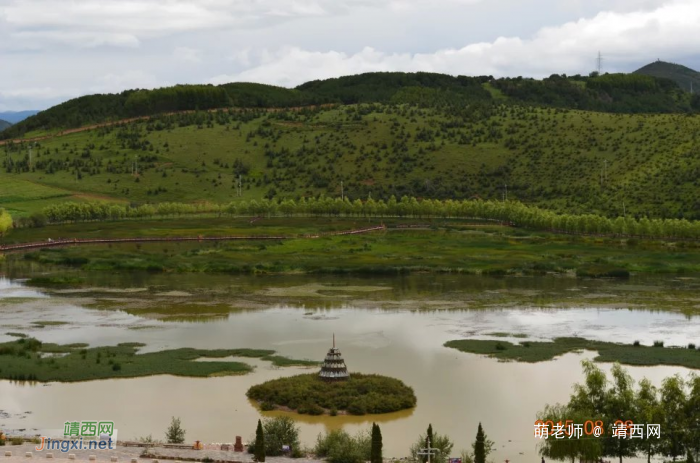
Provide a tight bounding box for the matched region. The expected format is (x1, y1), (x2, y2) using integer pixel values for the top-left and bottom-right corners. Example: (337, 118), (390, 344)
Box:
(474, 423), (485, 463)
(371, 423), (383, 463)
(254, 419), (265, 462)
(427, 423), (433, 447)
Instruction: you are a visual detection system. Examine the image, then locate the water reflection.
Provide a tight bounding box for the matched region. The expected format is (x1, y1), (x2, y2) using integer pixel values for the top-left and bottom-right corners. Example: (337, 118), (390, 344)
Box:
(1, 271), (699, 462)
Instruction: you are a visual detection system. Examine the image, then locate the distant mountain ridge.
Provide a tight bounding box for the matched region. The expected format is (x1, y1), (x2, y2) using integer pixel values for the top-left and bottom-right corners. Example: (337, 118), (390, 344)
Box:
(0, 110), (40, 124)
(633, 60), (700, 93)
(0, 119), (11, 131)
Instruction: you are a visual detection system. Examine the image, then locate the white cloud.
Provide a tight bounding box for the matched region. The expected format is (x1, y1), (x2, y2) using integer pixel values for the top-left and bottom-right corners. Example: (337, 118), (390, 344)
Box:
(1, 0), (700, 111)
(173, 47), (202, 63)
(210, 0), (700, 86)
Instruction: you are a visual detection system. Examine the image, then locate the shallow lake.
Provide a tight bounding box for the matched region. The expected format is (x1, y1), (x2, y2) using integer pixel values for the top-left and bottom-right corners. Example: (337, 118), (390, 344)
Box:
(1, 268), (699, 461)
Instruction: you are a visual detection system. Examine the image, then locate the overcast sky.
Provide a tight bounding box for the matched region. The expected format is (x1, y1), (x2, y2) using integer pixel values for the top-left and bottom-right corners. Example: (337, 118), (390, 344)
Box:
(1, 0), (699, 111)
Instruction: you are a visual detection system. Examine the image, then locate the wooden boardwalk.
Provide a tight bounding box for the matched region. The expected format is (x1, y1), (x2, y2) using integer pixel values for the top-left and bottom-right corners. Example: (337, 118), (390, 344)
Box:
(0, 225), (386, 253)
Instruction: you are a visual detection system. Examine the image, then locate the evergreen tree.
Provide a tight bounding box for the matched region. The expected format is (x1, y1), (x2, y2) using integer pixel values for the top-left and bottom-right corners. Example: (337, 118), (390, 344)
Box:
(371, 423), (383, 463)
(427, 423), (433, 448)
(165, 416), (185, 444)
(254, 419), (266, 462)
(473, 423), (486, 463)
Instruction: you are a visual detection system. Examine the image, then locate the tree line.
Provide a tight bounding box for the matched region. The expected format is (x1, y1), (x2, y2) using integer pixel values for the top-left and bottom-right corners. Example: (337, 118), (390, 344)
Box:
(538, 360), (700, 463)
(4, 70), (696, 139)
(15, 197), (700, 241)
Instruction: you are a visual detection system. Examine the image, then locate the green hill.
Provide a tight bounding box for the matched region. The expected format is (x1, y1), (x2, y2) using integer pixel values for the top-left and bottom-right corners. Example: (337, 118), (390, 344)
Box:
(0, 119), (11, 131)
(634, 60), (700, 93)
(2, 71), (698, 140)
(2, 103), (699, 219)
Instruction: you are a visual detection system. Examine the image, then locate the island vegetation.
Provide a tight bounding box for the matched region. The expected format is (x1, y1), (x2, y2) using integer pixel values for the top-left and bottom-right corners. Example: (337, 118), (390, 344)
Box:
(444, 337), (700, 369)
(0, 337), (317, 382)
(246, 372), (417, 415)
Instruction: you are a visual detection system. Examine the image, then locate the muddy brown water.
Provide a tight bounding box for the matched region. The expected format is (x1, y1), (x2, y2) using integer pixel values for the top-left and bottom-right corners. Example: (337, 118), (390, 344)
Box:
(1, 270), (699, 462)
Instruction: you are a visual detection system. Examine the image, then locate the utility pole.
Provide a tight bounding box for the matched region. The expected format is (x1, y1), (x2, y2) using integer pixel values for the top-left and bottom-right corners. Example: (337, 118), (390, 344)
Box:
(238, 174), (242, 197)
(341, 180), (344, 201)
(417, 438), (438, 463)
(135, 155), (138, 176)
(504, 183), (508, 202)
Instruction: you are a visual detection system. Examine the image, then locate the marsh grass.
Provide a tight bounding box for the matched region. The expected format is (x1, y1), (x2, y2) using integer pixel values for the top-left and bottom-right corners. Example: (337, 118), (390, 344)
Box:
(0, 338), (317, 382)
(445, 337), (700, 369)
(9, 218), (700, 276)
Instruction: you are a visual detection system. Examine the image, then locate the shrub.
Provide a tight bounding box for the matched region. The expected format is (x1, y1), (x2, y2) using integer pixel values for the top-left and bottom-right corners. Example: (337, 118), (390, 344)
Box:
(10, 437), (24, 445)
(653, 340), (664, 347)
(495, 342), (507, 351)
(347, 401), (366, 416)
(298, 403), (324, 416)
(633, 340), (641, 347)
(260, 402), (275, 411)
(688, 343), (696, 350)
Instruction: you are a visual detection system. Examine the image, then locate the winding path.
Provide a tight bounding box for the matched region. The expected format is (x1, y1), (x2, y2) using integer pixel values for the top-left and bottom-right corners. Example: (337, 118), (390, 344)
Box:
(0, 225), (386, 253)
(0, 105), (336, 147)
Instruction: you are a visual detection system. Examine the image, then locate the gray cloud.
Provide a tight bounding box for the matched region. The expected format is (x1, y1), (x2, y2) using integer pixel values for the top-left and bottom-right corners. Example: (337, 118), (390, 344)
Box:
(0, 0), (699, 111)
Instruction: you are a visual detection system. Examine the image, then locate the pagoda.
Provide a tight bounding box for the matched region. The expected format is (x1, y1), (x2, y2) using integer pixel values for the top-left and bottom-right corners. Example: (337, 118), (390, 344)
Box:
(319, 334), (350, 381)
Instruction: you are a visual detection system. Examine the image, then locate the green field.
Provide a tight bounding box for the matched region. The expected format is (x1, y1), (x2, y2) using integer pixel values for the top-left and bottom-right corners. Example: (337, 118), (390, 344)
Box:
(0, 338), (317, 382)
(444, 337), (700, 369)
(2, 104), (700, 219)
(6, 217), (700, 276)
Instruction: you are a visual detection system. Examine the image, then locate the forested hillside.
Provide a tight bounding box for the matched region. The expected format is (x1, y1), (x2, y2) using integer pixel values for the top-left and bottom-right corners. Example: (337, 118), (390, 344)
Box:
(0, 120), (11, 131)
(2, 104), (699, 219)
(634, 60), (700, 93)
(2, 69), (698, 140)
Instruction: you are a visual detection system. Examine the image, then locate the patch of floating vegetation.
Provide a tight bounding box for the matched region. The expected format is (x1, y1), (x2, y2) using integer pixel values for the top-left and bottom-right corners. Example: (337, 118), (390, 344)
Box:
(486, 332), (529, 338)
(4, 332), (28, 338)
(26, 276), (83, 287)
(31, 321), (69, 327)
(0, 338), (319, 382)
(247, 373), (416, 416)
(258, 283), (392, 298)
(445, 337), (700, 369)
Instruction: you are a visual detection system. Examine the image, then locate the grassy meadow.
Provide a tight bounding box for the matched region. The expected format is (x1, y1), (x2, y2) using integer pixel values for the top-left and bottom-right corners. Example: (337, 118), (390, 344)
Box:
(2, 104), (700, 219)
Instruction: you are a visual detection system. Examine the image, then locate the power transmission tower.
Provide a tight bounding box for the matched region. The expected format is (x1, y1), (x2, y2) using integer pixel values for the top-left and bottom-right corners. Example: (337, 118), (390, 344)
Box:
(597, 51), (604, 74)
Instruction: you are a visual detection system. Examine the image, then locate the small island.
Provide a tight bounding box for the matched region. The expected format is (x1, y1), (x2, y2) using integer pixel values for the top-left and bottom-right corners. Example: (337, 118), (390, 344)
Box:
(247, 336), (416, 415)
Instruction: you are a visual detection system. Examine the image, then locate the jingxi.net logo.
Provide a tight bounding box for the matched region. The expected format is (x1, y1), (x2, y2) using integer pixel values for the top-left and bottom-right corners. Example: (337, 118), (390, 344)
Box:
(34, 421), (119, 453)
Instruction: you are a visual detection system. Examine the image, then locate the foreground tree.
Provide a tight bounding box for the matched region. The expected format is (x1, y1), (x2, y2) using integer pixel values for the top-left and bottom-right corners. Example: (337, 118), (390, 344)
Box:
(371, 423), (382, 463)
(315, 428), (371, 463)
(254, 416), (300, 457)
(410, 425), (453, 463)
(254, 419), (265, 462)
(165, 416), (185, 444)
(472, 423), (495, 463)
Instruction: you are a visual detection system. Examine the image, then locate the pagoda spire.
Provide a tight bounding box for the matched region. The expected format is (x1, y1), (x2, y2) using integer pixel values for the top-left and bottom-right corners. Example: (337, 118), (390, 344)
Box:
(333, 333), (335, 349)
